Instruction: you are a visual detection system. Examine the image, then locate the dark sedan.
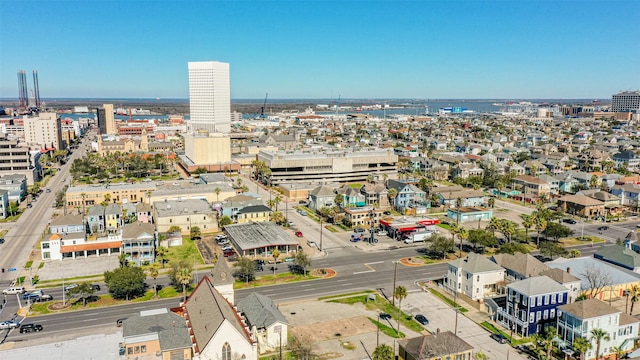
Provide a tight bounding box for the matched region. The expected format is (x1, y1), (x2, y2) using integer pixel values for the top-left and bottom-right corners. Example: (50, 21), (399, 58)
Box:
(414, 314), (429, 325)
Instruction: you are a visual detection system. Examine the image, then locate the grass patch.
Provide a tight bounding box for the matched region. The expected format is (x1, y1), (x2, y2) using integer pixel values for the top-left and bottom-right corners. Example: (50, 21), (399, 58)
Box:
(233, 272), (318, 289)
(480, 321), (532, 345)
(328, 293), (424, 333)
(167, 237), (204, 264)
(348, 183), (362, 189)
(559, 236), (605, 247)
(325, 226), (338, 232)
(340, 341), (357, 350)
(24, 260), (34, 269)
(134, 286), (183, 301)
(318, 290), (376, 301)
(38, 262), (45, 269)
(437, 223), (451, 231)
(428, 288), (468, 313)
(369, 318), (406, 338)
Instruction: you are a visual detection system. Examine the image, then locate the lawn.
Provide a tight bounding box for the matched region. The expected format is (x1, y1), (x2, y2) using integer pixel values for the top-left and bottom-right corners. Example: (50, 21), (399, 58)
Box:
(233, 271), (319, 289)
(167, 237), (204, 264)
(328, 294), (424, 333)
(480, 321), (532, 345)
(559, 236), (604, 247)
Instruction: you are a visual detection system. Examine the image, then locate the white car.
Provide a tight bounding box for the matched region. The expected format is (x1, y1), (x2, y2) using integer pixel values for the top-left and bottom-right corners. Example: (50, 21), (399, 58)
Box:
(64, 284), (78, 291)
(0, 320), (19, 329)
(215, 234), (227, 241)
(221, 245), (234, 251)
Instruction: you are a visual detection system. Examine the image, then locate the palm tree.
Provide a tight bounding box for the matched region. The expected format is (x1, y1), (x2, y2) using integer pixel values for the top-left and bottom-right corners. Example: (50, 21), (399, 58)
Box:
(612, 346), (625, 360)
(372, 344), (393, 360)
(457, 227), (468, 258)
(156, 246), (169, 269)
(499, 220), (517, 243)
(543, 327), (557, 360)
(273, 195), (282, 212)
(629, 285), (640, 315)
(176, 267), (193, 302)
(590, 328), (610, 360)
(214, 187), (221, 202)
(148, 263), (160, 298)
(387, 188), (398, 209)
(533, 215), (547, 247)
(520, 214), (534, 237)
(271, 249), (280, 274)
(572, 336), (592, 360)
(394, 285), (408, 335)
(487, 217), (501, 237)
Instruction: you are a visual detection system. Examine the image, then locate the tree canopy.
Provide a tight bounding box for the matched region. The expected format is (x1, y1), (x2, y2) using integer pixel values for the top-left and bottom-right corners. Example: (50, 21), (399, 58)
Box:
(104, 266), (146, 300)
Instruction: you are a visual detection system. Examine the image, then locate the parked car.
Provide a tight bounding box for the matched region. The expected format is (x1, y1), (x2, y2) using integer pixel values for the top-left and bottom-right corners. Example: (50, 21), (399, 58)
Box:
(287, 221), (295, 227)
(215, 234), (227, 241)
(64, 284), (78, 291)
(379, 312), (391, 320)
(295, 231), (303, 237)
(116, 318), (127, 327)
(298, 200), (307, 204)
(490, 333), (508, 344)
(414, 314), (429, 325)
(284, 257), (295, 262)
(38, 294), (53, 301)
(22, 293), (40, 301)
(2, 286), (25, 295)
(221, 245), (234, 251)
(597, 226), (609, 231)
(562, 218), (577, 224)
(350, 234), (363, 242)
(0, 238), (4, 244)
(383, 211), (392, 215)
(354, 228), (365, 233)
(0, 320), (19, 329)
(92, 284), (101, 291)
(19, 323), (43, 333)
(223, 250), (236, 257)
(26, 203), (32, 208)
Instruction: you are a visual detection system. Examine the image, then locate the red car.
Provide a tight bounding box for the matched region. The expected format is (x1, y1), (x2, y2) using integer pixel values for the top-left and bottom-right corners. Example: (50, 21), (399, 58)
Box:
(223, 249), (236, 257)
(295, 231), (303, 237)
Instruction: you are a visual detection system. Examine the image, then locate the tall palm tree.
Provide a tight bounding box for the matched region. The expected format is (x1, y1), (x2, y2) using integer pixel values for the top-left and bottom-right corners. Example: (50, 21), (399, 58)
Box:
(394, 285), (408, 335)
(387, 188), (398, 209)
(543, 327), (557, 360)
(520, 214), (534, 237)
(148, 263), (160, 298)
(533, 215), (547, 247)
(176, 267), (193, 302)
(590, 328), (610, 360)
(487, 217), (501, 237)
(457, 227), (468, 258)
(271, 249), (280, 274)
(273, 195), (282, 212)
(572, 336), (592, 360)
(450, 222), (460, 255)
(214, 187), (221, 202)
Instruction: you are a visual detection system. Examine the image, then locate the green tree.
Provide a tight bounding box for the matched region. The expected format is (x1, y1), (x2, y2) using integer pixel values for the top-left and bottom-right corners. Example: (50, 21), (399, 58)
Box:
(590, 328), (610, 360)
(543, 327), (557, 360)
(569, 249), (581, 258)
(539, 241), (568, 259)
(148, 263), (161, 298)
(190, 226), (201, 240)
(468, 229), (498, 252)
(118, 253), (130, 268)
(457, 227), (469, 257)
(372, 344), (394, 360)
(294, 250), (312, 277)
(496, 243), (531, 255)
(428, 234), (454, 259)
(472, 351), (488, 360)
(533, 214), (548, 247)
(104, 266), (146, 300)
(218, 215), (233, 228)
(155, 246), (169, 269)
(487, 197), (495, 208)
(214, 187), (221, 202)
(387, 188), (398, 208)
(271, 249), (281, 274)
(66, 282), (96, 306)
(520, 214), (534, 237)
(572, 336), (592, 360)
(542, 222), (573, 241)
(234, 257), (257, 283)
(629, 285), (640, 315)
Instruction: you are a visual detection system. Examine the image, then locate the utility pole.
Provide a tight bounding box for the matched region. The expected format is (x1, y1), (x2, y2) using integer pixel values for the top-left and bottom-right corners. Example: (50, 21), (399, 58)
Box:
(454, 290), (459, 334)
(319, 217), (324, 252)
(392, 261), (399, 307)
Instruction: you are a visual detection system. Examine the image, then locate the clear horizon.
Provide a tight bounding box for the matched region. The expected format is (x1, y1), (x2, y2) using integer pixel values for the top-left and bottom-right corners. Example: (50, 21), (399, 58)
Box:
(1, 1), (638, 99)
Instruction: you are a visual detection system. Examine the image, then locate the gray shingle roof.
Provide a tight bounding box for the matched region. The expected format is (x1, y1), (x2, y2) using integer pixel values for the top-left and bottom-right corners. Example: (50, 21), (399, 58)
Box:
(123, 309), (191, 352)
(210, 258), (234, 286)
(449, 253), (504, 274)
(507, 276), (569, 296)
(122, 221), (155, 240)
(546, 257), (640, 288)
(237, 293), (287, 329)
(491, 253), (549, 278)
(558, 298), (620, 320)
(50, 214), (84, 226)
(538, 268), (580, 284)
(154, 198), (214, 217)
(184, 276), (253, 352)
(594, 245), (640, 270)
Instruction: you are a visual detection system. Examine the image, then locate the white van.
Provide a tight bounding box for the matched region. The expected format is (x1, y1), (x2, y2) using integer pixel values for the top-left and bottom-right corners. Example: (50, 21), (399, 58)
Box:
(2, 286), (26, 295)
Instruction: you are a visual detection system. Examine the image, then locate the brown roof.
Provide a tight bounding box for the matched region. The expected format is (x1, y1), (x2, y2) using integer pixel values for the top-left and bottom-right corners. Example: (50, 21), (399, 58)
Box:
(398, 331), (473, 359)
(491, 253), (549, 278)
(558, 299), (619, 319)
(558, 194), (604, 207)
(539, 268), (580, 284)
(514, 175), (547, 184)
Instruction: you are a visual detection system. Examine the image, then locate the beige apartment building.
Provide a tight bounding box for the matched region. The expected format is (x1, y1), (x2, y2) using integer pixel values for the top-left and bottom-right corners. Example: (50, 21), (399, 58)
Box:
(65, 182), (157, 211)
(23, 112), (63, 150)
(257, 148), (398, 185)
(179, 131), (239, 172)
(0, 137), (39, 185)
(103, 104), (117, 135)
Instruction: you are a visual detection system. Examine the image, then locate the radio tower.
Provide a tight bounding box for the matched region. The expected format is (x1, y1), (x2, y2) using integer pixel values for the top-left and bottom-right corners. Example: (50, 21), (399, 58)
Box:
(17, 70), (28, 108)
(32, 70), (41, 108)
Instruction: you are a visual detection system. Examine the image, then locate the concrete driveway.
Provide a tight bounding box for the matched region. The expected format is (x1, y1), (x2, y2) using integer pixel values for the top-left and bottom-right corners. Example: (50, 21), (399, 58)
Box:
(402, 290), (528, 360)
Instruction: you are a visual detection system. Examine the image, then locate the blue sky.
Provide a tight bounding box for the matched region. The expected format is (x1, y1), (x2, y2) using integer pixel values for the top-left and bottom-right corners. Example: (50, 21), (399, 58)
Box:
(1, 0), (638, 99)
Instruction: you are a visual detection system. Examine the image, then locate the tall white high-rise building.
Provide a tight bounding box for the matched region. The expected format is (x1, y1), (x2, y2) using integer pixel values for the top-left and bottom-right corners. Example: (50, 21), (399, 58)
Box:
(188, 61), (231, 133)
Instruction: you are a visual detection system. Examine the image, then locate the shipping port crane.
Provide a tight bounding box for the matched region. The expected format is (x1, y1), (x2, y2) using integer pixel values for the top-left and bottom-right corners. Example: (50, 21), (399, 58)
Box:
(258, 92), (268, 119)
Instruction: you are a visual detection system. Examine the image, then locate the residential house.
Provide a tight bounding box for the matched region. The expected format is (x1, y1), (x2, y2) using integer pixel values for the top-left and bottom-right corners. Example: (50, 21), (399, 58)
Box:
(360, 183), (390, 209)
(121, 221), (156, 266)
(219, 194), (264, 222)
(557, 299), (640, 360)
(336, 184), (366, 208)
(184, 276), (257, 360)
(507, 163), (526, 176)
(236, 205), (272, 224)
(136, 202), (153, 224)
(121, 308), (192, 359)
(343, 206), (383, 229)
(538, 267), (582, 303)
(49, 214), (86, 235)
(237, 293), (288, 354)
(437, 188), (486, 208)
(0, 174), (27, 203)
(105, 203), (124, 233)
(445, 253), (505, 301)
(611, 183), (640, 208)
(490, 253), (550, 281)
(512, 175), (553, 197)
(86, 205), (105, 234)
(398, 331), (474, 360)
(308, 184), (338, 212)
(556, 173), (582, 194)
(613, 150), (640, 171)
(495, 276), (569, 337)
(451, 163), (484, 180)
(556, 194), (605, 219)
(386, 180), (427, 212)
(0, 189), (8, 219)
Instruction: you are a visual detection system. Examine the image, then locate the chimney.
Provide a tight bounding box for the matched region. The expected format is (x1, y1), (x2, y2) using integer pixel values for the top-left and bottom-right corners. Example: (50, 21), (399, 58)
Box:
(566, 267), (570, 273)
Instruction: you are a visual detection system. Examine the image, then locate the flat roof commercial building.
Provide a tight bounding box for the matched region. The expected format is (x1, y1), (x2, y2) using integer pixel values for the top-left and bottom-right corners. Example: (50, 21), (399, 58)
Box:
(224, 221), (300, 258)
(612, 90), (640, 112)
(257, 148), (398, 185)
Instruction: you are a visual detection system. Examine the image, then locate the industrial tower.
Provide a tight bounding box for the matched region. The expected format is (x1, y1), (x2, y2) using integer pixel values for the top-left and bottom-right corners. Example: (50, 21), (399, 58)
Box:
(32, 70), (41, 108)
(17, 70), (28, 108)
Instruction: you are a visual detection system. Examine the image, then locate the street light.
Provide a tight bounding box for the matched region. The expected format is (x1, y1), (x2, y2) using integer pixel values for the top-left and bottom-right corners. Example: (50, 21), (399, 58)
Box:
(392, 261), (399, 308)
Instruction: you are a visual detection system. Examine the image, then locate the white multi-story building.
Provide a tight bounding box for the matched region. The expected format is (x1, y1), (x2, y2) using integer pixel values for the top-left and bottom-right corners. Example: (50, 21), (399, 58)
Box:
(188, 61), (231, 133)
(445, 252), (505, 301)
(558, 299), (640, 359)
(612, 90), (640, 113)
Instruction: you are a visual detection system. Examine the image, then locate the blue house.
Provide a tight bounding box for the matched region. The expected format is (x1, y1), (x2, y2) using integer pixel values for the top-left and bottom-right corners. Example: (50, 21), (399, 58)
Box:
(495, 276), (569, 337)
(386, 179), (427, 210)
